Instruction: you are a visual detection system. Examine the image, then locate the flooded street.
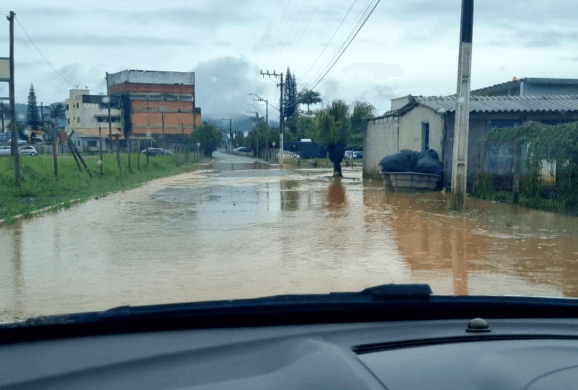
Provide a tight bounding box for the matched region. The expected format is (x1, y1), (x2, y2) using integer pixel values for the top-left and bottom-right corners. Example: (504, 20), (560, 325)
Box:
(2, 152), (578, 322)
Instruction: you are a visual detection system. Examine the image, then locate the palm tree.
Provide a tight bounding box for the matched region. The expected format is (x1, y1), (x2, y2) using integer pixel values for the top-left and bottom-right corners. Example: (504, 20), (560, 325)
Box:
(313, 99), (351, 177)
(46, 103), (65, 141)
(349, 100), (376, 149)
(298, 88), (323, 115)
(350, 100), (376, 134)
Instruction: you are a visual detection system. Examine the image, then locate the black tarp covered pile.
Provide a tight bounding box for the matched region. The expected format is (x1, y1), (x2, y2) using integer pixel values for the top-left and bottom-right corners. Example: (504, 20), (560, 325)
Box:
(379, 149), (443, 177)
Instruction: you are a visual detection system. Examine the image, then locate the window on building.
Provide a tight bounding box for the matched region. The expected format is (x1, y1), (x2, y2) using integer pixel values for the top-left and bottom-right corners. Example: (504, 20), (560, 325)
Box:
(422, 122), (430, 151)
(67, 119), (70, 124)
(87, 140), (97, 147)
(66, 104), (69, 110)
(77, 117), (80, 123)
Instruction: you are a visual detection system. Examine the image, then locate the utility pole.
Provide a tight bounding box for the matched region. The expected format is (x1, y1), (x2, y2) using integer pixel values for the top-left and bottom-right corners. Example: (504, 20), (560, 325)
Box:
(260, 70), (284, 167)
(99, 126), (103, 175)
(451, 0), (474, 210)
(106, 72), (121, 171)
(8, 11), (20, 186)
(253, 96), (269, 161)
(229, 118), (233, 151)
(161, 107), (166, 152)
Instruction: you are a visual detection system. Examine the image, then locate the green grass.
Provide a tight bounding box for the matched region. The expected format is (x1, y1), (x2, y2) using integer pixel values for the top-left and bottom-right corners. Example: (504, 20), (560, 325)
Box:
(472, 189), (570, 213)
(0, 152), (198, 223)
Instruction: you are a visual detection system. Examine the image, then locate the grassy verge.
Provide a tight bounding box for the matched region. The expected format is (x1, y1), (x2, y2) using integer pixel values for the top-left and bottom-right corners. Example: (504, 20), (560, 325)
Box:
(0, 152), (199, 224)
(472, 190), (571, 214)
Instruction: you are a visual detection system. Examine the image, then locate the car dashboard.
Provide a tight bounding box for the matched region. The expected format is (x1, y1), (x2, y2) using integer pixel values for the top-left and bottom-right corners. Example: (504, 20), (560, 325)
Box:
(2, 317), (578, 389)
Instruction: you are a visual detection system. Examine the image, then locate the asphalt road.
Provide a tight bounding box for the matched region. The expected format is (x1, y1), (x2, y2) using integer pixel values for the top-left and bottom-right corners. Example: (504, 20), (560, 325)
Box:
(212, 150), (257, 163)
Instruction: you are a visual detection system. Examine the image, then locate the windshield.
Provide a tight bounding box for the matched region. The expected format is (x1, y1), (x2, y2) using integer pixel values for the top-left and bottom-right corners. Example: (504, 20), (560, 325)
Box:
(1, 0), (578, 323)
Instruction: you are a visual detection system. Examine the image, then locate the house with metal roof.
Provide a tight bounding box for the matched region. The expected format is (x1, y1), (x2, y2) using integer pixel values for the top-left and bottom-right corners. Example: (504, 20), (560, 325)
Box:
(363, 94), (578, 190)
(470, 78), (578, 97)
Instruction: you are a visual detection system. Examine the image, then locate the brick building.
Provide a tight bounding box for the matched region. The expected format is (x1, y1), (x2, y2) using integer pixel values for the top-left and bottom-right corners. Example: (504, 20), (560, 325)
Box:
(106, 70), (201, 146)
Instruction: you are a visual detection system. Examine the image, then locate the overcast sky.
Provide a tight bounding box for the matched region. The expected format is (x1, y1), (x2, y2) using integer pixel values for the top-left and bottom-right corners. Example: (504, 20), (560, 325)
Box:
(1, 0), (578, 117)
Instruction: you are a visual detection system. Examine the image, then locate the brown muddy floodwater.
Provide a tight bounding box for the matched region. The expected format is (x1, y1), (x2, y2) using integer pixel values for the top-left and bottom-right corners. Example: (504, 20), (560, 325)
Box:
(1, 164), (578, 322)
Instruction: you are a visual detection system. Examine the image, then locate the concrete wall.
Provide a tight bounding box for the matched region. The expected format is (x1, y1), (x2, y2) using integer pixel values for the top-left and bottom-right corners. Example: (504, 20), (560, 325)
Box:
(363, 115), (399, 178)
(398, 105), (444, 156)
(109, 83), (195, 96)
(363, 105), (445, 178)
(108, 70), (194, 86)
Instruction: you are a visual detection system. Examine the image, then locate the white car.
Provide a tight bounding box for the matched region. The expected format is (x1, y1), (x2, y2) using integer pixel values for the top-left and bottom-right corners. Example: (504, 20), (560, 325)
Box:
(0, 146), (11, 156)
(19, 145), (37, 156)
(8, 138), (27, 145)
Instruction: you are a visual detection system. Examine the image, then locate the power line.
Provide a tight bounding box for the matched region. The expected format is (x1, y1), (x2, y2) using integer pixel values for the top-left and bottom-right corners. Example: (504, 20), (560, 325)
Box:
(15, 16), (75, 87)
(277, 0), (292, 34)
(300, 0), (359, 83)
(295, 0), (324, 45)
(305, 0), (374, 88)
(308, 0), (381, 91)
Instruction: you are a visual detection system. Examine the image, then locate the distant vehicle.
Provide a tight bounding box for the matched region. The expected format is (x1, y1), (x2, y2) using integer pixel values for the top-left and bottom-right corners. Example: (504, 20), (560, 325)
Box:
(141, 148), (173, 156)
(344, 150), (355, 159)
(284, 141), (327, 159)
(353, 151), (363, 159)
(0, 146), (10, 156)
(8, 138), (27, 145)
(234, 147), (251, 153)
(31, 136), (44, 144)
(19, 145), (37, 156)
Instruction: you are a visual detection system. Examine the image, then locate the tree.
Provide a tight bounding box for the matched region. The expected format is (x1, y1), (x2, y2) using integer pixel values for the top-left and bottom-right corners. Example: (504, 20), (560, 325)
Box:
(190, 122), (222, 156)
(349, 100), (376, 149)
(312, 99), (351, 177)
(234, 131), (245, 147)
(298, 88), (322, 115)
(46, 103), (65, 141)
(27, 84), (40, 130)
(284, 68), (298, 120)
(0, 102), (10, 133)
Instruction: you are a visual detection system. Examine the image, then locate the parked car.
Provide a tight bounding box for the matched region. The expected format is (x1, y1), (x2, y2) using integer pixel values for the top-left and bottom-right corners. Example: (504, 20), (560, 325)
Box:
(141, 147), (173, 156)
(353, 151), (363, 159)
(19, 145), (38, 156)
(8, 138), (27, 145)
(233, 147), (251, 153)
(0, 146), (11, 156)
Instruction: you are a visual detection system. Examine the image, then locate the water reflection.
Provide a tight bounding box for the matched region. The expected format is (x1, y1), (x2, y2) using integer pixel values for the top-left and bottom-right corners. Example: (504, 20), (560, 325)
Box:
(2, 169), (578, 322)
(281, 180), (300, 211)
(324, 180), (347, 219)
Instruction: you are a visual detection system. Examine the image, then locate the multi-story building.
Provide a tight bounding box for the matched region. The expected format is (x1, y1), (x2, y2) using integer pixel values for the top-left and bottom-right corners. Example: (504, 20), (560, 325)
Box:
(64, 89), (122, 151)
(106, 70), (201, 146)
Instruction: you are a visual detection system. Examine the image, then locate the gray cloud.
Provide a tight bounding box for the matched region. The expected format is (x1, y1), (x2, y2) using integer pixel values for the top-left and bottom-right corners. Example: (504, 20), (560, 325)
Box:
(193, 56), (270, 117)
(14, 35), (196, 47)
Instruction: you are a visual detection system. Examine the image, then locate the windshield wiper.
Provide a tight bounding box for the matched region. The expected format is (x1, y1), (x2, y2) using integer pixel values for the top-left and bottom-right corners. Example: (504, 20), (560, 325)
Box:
(1, 284), (578, 343)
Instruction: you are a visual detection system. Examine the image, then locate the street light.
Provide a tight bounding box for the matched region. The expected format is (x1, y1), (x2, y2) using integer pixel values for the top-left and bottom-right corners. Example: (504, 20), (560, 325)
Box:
(248, 93), (273, 160)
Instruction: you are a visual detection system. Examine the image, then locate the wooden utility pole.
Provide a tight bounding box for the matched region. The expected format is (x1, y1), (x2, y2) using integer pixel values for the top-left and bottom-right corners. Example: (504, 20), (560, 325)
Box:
(8, 11), (21, 186)
(116, 134), (121, 172)
(68, 130), (93, 178)
(106, 72), (121, 171)
(99, 126), (103, 175)
(260, 70), (284, 166)
(253, 96), (269, 158)
(127, 135), (132, 172)
(137, 135), (140, 170)
(229, 118), (232, 151)
(52, 122), (58, 177)
(451, 0), (474, 210)
(161, 108), (166, 152)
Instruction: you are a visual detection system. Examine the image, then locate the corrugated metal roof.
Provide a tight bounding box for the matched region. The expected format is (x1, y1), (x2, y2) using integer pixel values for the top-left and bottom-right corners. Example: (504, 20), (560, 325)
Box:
(471, 78), (578, 95)
(416, 95), (578, 114)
